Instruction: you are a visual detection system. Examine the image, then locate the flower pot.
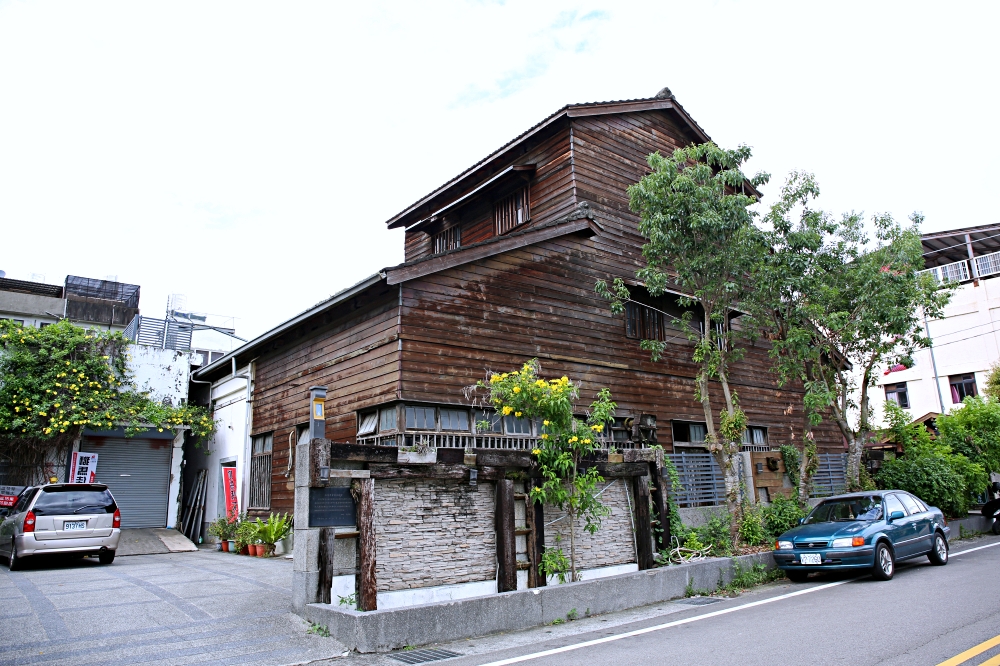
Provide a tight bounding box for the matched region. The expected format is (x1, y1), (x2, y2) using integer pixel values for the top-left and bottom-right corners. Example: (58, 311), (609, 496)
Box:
(263, 544), (275, 557)
(240, 545), (250, 555)
(607, 453), (624, 463)
(221, 540), (229, 552)
(255, 544), (265, 557)
(227, 540), (236, 552)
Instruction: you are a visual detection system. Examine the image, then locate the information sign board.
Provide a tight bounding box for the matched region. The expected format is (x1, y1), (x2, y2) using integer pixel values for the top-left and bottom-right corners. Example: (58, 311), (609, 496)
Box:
(308, 486), (356, 527)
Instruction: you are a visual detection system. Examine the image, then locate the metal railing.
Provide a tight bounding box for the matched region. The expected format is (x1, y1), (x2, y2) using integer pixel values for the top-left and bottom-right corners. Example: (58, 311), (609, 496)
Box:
(919, 259), (971, 284)
(664, 452), (726, 508)
(124, 315), (193, 351)
(356, 431), (644, 450)
(810, 453), (847, 498)
(247, 452), (272, 510)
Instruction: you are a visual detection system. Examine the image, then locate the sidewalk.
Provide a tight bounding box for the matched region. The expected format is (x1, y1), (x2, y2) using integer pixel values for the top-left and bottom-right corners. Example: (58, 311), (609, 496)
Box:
(117, 528), (199, 556)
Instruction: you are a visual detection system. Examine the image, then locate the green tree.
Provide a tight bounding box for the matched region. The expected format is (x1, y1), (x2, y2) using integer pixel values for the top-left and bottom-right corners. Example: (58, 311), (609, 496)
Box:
(474, 360), (616, 582)
(597, 142), (768, 537)
(0, 320), (215, 483)
(936, 396), (1000, 477)
(809, 213), (950, 489)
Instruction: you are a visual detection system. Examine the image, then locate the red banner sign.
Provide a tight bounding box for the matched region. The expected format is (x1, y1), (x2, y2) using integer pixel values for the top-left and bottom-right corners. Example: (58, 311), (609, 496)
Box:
(0, 485), (23, 508)
(223, 467), (238, 519)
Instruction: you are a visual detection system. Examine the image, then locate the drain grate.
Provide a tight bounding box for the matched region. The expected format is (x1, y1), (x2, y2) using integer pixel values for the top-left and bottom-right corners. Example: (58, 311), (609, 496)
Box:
(389, 648), (463, 664)
(675, 596), (722, 606)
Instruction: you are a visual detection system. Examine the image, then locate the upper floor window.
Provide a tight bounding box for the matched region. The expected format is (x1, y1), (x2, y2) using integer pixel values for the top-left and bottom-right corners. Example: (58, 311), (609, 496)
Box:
(673, 421), (707, 446)
(494, 186), (529, 235)
(950, 374), (977, 404)
(885, 382), (909, 409)
(405, 405), (436, 430)
(625, 302), (667, 341)
(743, 426), (768, 447)
(433, 226), (461, 254)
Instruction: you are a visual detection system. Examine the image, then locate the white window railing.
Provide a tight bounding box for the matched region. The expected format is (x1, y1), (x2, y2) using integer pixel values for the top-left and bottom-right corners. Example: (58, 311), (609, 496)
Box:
(975, 250), (1000, 278)
(919, 259), (970, 284)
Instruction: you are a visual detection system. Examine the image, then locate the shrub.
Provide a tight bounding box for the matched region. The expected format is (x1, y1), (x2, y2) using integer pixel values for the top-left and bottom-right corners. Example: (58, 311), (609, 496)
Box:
(737, 503), (768, 546)
(936, 396), (1000, 477)
(877, 452), (986, 518)
(762, 494), (806, 539)
(695, 512), (732, 555)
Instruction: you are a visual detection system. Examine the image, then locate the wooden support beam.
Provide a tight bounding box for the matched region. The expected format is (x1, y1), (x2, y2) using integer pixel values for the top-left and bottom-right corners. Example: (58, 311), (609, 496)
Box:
(632, 475), (654, 570)
(318, 527), (337, 605)
(649, 462), (668, 552)
(368, 464), (503, 481)
(527, 479), (545, 588)
(354, 478), (377, 611)
(495, 479), (517, 593)
(477, 450), (533, 468)
(583, 461), (649, 478)
(328, 442), (397, 463)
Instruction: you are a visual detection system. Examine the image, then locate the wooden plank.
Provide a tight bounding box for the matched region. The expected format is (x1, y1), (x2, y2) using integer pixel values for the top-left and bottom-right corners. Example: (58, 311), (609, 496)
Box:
(583, 462), (649, 478)
(368, 464), (503, 481)
(328, 442), (397, 463)
(476, 450), (533, 468)
(649, 462), (668, 552)
(632, 475), (654, 570)
(318, 527), (337, 605)
(355, 478), (377, 612)
(495, 479), (517, 593)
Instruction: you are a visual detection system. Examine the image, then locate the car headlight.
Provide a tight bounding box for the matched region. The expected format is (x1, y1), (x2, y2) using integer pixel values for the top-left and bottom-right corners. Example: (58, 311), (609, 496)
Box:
(832, 537), (866, 548)
(776, 540), (794, 550)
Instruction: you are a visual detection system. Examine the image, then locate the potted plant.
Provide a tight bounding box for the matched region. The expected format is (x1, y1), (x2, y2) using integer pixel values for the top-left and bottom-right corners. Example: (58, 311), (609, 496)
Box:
(607, 445), (624, 464)
(207, 517), (230, 551)
(255, 513), (292, 557)
(234, 514), (258, 555)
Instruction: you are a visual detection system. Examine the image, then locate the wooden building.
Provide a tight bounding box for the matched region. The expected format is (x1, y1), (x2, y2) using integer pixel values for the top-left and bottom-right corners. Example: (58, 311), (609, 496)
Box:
(193, 88), (843, 520)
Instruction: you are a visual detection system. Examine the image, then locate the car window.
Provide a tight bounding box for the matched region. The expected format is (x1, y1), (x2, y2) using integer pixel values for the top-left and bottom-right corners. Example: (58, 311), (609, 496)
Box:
(31, 488), (116, 515)
(885, 494), (906, 516)
(14, 488), (37, 513)
(804, 496), (883, 523)
(910, 496), (928, 512)
(898, 494), (921, 515)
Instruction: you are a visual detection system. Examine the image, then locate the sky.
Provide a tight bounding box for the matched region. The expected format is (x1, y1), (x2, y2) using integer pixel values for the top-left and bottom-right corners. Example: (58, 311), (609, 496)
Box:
(2, 0), (998, 341)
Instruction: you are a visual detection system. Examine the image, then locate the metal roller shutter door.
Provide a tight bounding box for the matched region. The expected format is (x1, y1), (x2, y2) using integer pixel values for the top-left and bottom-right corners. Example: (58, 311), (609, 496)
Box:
(86, 438), (172, 528)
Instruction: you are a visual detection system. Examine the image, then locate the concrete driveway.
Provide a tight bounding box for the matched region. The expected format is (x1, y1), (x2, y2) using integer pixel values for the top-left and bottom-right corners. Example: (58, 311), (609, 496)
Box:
(0, 547), (347, 665)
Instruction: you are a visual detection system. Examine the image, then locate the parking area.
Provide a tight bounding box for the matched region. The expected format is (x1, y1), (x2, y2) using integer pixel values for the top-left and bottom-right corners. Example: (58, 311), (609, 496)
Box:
(0, 548), (347, 665)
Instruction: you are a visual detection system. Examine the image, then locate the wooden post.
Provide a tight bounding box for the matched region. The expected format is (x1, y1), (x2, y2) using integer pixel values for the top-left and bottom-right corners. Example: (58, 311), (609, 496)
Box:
(495, 478), (517, 592)
(524, 488), (540, 588)
(318, 527), (336, 604)
(649, 462), (668, 552)
(632, 474), (654, 570)
(530, 480), (546, 587)
(355, 478), (377, 611)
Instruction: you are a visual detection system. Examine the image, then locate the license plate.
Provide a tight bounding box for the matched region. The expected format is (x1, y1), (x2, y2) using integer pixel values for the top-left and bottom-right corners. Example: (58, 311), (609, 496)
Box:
(800, 553), (822, 565)
(64, 521), (87, 531)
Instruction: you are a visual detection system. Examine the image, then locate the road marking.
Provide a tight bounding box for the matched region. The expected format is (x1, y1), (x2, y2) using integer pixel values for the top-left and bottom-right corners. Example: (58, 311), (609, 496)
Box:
(950, 540), (1000, 558)
(935, 633), (1000, 666)
(477, 579), (854, 666)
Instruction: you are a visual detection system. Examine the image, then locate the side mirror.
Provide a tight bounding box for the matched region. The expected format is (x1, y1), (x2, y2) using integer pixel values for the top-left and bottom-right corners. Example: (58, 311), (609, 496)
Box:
(888, 510), (905, 522)
(798, 517), (806, 525)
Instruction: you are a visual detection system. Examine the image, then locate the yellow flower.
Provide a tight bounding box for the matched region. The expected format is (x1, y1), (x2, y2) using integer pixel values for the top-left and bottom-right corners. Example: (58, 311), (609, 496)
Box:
(532, 448), (541, 455)
(514, 411), (522, 417)
(501, 373), (508, 379)
(569, 436), (578, 443)
(490, 374), (501, 383)
(501, 406), (513, 416)
(591, 424), (603, 432)
(512, 386), (521, 394)
(543, 420), (550, 426)
(541, 434), (549, 440)
(583, 438), (592, 444)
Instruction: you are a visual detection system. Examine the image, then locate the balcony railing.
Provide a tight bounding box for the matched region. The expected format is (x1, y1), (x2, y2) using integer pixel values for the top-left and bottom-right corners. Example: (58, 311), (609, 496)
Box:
(919, 249), (1000, 285)
(356, 432), (645, 450)
(123, 315), (192, 351)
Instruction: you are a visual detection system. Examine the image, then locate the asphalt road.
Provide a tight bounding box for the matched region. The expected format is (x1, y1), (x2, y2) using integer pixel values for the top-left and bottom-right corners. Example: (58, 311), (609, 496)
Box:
(423, 535), (1000, 666)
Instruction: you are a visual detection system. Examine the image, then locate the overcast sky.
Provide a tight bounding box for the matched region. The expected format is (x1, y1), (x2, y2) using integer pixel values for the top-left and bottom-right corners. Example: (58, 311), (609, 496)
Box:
(2, 0), (997, 341)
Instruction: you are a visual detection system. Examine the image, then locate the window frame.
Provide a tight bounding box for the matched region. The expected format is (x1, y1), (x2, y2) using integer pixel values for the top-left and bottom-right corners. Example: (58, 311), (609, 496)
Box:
(494, 185), (530, 236)
(248, 432), (273, 511)
(884, 383), (910, 409)
(949, 374), (978, 404)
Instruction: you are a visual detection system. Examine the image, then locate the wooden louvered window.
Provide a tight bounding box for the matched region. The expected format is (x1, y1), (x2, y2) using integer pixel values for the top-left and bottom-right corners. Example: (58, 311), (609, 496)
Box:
(248, 433), (273, 510)
(494, 186), (530, 235)
(433, 226), (461, 254)
(625, 302), (666, 341)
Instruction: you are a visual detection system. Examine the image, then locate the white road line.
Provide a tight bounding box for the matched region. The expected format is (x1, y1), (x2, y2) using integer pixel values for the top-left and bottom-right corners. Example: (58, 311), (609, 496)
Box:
(477, 539), (1000, 666)
(950, 540), (1000, 557)
(477, 579), (853, 666)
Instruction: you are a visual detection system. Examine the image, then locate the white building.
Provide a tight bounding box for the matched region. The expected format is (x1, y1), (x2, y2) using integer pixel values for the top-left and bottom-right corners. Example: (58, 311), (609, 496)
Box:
(867, 224), (1000, 426)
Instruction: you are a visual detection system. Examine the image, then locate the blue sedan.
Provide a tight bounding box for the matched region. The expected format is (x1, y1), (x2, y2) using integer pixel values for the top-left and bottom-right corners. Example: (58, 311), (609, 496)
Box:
(772, 491), (951, 581)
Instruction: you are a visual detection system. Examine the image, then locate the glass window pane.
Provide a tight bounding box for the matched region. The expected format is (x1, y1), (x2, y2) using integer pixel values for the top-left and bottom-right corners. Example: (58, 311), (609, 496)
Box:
(885, 494), (906, 516)
(504, 415), (531, 435)
(357, 412), (378, 436)
(405, 406), (435, 430)
(689, 424), (706, 442)
(32, 487), (116, 515)
(753, 428), (767, 445)
(441, 409), (469, 431)
(474, 409), (502, 433)
(379, 407), (397, 432)
(898, 494), (921, 515)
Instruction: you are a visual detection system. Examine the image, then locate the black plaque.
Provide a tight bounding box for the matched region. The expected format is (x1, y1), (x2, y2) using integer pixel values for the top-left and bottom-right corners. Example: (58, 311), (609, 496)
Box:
(308, 487), (357, 527)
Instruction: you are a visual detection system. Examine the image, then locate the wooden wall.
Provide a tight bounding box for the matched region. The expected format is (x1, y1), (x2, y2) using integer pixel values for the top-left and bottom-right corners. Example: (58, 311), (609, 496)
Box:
(250, 283), (401, 515)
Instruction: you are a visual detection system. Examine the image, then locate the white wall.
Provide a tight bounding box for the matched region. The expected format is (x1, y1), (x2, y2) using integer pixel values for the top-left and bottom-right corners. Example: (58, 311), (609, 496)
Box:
(129, 346), (199, 406)
(867, 276), (1000, 427)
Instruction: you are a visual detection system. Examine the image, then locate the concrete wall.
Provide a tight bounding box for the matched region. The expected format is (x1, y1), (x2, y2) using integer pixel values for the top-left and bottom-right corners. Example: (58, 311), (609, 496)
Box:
(543, 478), (637, 570)
(0, 291), (63, 327)
(375, 479), (497, 592)
(866, 276), (1000, 426)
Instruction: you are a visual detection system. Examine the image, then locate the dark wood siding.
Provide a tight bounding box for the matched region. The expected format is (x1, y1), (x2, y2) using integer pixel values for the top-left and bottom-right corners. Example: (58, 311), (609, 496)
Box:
(250, 283), (401, 515)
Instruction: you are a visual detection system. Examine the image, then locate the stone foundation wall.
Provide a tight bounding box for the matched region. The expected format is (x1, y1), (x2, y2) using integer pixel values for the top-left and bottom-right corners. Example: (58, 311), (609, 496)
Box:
(374, 479), (497, 592)
(543, 478), (636, 570)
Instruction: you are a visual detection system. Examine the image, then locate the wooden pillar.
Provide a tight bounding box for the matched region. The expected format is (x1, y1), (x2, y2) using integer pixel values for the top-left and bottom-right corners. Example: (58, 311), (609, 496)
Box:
(649, 463), (668, 552)
(632, 474), (654, 570)
(318, 527), (337, 604)
(495, 478), (517, 592)
(355, 478), (377, 611)
(529, 480), (546, 587)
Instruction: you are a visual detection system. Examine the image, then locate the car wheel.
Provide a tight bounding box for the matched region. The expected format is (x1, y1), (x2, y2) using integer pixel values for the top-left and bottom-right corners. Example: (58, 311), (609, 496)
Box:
(8, 539), (23, 571)
(993, 519), (1000, 536)
(928, 533), (948, 565)
(872, 542), (895, 580)
(785, 570), (809, 583)
(98, 551), (115, 565)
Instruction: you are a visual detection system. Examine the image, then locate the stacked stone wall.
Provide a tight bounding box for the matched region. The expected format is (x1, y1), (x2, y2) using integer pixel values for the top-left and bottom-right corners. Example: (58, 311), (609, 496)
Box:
(543, 478), (636, 570)
(374, 479), (497, 592)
